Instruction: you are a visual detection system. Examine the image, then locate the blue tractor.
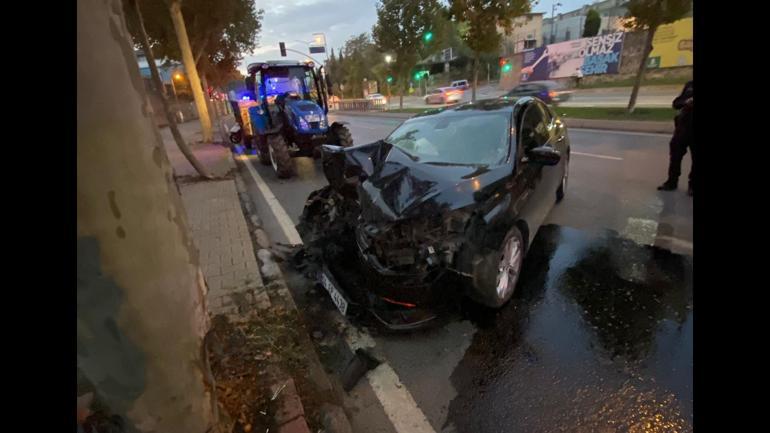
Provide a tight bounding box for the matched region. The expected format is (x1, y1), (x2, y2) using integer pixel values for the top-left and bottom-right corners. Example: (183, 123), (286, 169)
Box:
(240, 60), (353, 178)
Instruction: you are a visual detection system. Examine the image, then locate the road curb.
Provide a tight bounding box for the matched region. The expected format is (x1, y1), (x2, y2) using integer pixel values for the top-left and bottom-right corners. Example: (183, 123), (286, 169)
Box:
(333, 110), (674, 134)
(232, 159), (356, 433)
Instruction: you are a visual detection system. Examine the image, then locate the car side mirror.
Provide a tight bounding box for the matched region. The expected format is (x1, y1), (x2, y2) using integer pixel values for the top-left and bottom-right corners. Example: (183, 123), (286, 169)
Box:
(526, 145), (561, 166)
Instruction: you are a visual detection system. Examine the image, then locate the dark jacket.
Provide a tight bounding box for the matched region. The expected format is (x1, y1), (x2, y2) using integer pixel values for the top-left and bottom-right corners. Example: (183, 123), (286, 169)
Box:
(672, 81), (693, 143)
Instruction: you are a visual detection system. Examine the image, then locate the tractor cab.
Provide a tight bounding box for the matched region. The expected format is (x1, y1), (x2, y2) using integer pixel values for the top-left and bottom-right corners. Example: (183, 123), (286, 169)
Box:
(241, 60), (352, 179)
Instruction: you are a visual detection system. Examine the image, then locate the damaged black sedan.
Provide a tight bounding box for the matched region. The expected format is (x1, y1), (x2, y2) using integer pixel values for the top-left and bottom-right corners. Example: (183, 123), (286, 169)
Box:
(296, 97), (570, 330)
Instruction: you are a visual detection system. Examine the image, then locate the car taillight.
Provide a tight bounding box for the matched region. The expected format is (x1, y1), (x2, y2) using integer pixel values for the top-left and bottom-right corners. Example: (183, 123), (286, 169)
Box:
(549, 91), (557, 98)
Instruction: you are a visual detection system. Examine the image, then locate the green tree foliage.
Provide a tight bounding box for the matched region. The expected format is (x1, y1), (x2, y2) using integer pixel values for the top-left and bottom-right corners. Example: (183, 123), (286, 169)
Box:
(449, 0), (531, 100)
(124, 0), (264, 87)
(373, 0), (444, 108)
(623, 0), (692, 112)
(583, 8), (601, 37)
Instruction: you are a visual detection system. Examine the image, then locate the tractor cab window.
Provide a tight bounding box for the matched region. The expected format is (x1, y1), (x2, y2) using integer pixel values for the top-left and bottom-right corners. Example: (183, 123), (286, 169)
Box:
(262, 67), (311, 102)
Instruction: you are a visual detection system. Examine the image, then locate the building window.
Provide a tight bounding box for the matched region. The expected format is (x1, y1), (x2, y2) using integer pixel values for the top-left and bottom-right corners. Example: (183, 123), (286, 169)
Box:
(565, 29), (571, 40)
(524, 39), (536, 50)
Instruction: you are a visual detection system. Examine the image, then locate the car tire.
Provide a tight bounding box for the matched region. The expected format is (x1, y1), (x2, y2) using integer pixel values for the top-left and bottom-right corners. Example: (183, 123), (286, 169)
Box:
(267, 134), (296, 178)
(556, 152), (569, 202)
(330, 124), (353, 148)
(470, 225), (525, 308)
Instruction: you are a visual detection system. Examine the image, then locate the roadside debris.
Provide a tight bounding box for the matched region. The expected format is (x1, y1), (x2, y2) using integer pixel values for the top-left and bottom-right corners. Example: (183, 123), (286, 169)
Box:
(340, 348), (382, 392)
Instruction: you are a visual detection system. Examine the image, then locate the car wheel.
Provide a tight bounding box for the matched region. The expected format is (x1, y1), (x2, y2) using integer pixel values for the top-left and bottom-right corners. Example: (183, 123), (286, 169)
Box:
(470, 226), (525, 308)
(556, 152), (569, 202)
(267, 134), (296, 178)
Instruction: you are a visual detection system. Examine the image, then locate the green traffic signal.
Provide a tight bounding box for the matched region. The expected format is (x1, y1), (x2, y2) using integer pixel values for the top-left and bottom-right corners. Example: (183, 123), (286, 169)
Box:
(386, 76), (393, 83)
(423, 32), (433, 42)
(414, 72), (421, 81)
(502, 63), (512, 73)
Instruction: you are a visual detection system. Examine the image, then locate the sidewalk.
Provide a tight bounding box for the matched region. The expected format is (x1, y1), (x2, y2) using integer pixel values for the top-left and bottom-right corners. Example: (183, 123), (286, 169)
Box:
(161, 122), (269, 318)
(161, 122), (339, 433)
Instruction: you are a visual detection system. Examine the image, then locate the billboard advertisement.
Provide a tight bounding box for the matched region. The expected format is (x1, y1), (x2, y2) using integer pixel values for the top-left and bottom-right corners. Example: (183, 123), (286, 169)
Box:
(521, 32), (625, 82)
(646, 17), (693, 68)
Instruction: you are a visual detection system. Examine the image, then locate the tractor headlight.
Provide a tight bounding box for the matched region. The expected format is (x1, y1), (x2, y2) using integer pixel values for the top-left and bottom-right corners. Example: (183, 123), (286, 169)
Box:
(299, 117), (310, 130)
(319, 114), (327, 129)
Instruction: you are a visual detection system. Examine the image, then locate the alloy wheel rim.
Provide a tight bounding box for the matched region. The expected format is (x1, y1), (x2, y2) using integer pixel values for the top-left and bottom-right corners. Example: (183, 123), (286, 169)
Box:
(495, 236), (522, 300)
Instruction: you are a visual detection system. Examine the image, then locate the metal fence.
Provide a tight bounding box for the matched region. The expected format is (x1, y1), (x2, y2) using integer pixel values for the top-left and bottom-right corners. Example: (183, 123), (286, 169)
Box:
(331, 99), (387, 112)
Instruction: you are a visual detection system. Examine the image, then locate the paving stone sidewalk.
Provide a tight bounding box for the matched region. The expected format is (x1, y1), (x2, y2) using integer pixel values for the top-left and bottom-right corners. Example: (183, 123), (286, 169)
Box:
(161, 122), (269, 318)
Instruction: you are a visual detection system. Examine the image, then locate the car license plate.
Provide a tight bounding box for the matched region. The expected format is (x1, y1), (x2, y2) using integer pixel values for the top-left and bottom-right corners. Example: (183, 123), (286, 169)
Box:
(320, 270), (348, 316)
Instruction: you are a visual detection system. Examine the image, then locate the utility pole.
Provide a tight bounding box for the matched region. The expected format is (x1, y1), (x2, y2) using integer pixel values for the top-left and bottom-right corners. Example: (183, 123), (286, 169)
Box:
(551, 2), (562, 43)
(169, 0), (212, 142)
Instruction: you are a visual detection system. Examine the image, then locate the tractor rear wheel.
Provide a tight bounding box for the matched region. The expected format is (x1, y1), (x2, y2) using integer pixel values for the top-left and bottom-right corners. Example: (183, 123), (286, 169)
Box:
(267, 134), (296, 179)
(257, 135), (271, 165)
(331, 124), (353, 148)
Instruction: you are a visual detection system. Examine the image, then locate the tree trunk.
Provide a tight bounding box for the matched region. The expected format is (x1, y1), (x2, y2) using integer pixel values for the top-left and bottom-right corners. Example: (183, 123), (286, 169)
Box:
(77, 1), (218, 432)
(399, 77), (404, 109)
(169, 0), (212, 142)
(627, 28), (656, 114)
(472, 52), (479, 102)
(128, 0), (213, 179)
(198, 59), (227, 144)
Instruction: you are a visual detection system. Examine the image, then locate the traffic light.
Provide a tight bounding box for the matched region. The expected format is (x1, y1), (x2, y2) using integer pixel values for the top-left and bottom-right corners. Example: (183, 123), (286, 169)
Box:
(386, 76), (393, 83)
(279, 42), (286, 57)
(500, 57), (512, 73)
(423, 31), (433, 43)
(413, 70), (428, 81)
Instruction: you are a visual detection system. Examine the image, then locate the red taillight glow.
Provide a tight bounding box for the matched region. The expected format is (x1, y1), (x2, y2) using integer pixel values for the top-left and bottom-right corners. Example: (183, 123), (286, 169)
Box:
(549, 91), (557, 98)
(381, 297), (417, 308)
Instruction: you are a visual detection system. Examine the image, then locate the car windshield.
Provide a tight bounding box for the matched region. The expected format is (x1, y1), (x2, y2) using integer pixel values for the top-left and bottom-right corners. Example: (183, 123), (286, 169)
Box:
(384, 113), (510, 166)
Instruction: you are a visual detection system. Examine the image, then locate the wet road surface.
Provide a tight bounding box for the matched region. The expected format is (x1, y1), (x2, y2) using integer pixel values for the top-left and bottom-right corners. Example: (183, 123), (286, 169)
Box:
(232, 113), (693, 433)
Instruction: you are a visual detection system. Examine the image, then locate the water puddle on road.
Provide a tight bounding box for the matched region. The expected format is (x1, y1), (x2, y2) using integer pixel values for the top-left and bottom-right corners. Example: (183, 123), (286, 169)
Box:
(446, 224), (693, 433)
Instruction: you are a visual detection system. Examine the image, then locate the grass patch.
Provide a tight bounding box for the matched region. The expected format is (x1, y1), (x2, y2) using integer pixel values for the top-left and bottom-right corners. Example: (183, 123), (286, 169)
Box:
(555, 106), (676, 122)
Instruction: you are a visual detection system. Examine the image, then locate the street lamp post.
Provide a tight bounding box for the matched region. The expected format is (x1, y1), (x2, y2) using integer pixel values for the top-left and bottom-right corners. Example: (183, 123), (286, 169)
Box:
(170, 71), (182, 105)
(551, 2), (562, 44)
(384, 55), (393, 106)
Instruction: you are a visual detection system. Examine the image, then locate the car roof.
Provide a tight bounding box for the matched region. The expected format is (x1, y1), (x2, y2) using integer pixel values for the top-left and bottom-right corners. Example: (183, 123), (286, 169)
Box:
(412, 97), (535, 119)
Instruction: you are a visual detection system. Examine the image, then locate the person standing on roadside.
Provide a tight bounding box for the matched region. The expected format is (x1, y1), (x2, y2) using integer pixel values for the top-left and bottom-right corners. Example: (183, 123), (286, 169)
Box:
(658, 80), (694, 196)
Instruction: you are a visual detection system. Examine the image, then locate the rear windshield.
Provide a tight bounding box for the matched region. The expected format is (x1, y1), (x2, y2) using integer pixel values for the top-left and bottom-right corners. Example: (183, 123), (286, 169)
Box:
(385, 113), (510, 166)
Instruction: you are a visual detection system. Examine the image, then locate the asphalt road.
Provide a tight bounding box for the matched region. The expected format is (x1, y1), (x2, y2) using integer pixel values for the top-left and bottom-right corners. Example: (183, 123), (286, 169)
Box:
(390, 84), (678, 109)
(233, 113), (693, 433)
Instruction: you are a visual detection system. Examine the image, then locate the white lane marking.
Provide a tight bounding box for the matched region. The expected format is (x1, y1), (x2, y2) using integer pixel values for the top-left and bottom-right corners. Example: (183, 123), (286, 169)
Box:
(237, 154), (303, 245)
(570, 128), (672, 138)
(366, 364), (437, 433)
(238, 152), (436, 433)
(572, 151), (623, 161)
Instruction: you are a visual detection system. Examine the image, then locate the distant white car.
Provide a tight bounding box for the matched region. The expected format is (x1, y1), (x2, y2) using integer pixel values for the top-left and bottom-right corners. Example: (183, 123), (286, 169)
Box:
(424, 87), (463, 105)
(450, 79), (470, 90)
(366, 93), (388, 106)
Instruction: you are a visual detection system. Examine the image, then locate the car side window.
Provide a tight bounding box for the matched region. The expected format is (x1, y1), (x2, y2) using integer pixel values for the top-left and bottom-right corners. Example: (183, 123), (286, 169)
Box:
(518, 103), (550, 154)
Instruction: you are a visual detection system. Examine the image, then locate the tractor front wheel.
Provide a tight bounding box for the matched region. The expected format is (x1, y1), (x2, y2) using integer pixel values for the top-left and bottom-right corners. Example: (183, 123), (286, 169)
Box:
(331, 124), (353, 148)
(267, 134), (296, 179)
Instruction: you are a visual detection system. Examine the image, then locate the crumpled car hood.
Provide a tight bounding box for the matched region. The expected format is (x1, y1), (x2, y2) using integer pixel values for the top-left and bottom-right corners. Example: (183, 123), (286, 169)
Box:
(342, 141), (512, 223)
